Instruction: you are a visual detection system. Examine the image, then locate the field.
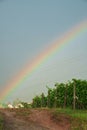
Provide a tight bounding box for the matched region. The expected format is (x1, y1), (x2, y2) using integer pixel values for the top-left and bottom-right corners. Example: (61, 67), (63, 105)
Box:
(0, 108), (87, 130)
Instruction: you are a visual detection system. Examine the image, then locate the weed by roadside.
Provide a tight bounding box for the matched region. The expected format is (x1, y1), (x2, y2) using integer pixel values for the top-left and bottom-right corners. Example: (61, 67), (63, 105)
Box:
(0, 113), (4, 130)
(52, 108), (87, 130)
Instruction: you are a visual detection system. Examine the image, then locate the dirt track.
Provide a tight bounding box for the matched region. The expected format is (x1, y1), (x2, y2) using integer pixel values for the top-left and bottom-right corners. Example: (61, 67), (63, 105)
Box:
(0, 109), (70, 130)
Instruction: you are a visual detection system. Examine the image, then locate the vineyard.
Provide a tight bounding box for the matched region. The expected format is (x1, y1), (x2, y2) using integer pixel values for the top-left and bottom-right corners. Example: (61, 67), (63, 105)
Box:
(31, 79), (87, 109)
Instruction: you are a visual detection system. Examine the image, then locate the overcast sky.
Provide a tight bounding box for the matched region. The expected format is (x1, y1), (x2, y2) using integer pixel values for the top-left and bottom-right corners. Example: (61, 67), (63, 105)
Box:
(0, 0), (87, 103)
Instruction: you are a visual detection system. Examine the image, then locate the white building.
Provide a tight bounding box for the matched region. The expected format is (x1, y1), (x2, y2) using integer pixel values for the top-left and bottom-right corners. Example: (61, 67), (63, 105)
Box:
(8, 103), (14, 108)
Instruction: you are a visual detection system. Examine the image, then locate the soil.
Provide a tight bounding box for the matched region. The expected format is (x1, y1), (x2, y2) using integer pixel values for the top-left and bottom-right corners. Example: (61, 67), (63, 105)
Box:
(0, 108), (70, 130)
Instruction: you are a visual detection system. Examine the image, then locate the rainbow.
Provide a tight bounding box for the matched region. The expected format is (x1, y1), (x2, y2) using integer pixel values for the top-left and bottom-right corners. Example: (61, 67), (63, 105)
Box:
(0, 20), (87, 102)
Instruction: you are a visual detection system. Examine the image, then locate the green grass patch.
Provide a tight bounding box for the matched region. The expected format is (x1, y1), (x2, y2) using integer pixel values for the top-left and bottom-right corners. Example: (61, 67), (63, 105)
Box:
(52, 108), (87, 130)
(53, 108), (87, 120)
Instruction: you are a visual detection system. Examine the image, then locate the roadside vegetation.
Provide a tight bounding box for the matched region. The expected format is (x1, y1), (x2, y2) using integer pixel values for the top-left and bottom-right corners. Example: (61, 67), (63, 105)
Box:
(0, 113), (4, 130)
(52, 108), (87, 130)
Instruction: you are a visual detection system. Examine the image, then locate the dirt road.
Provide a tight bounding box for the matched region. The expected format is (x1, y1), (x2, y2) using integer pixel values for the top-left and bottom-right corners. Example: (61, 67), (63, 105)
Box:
(0, 109), (70, 130)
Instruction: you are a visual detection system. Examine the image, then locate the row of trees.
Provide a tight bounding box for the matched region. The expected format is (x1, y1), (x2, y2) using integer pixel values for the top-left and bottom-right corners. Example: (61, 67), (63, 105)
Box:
(32, 79), (87, 109)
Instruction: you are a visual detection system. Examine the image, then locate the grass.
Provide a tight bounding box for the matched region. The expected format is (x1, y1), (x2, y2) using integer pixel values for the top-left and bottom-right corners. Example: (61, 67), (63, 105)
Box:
(52, 108), (87, 130)
(0, 114), (4, 130)
(53, 108), (87, 119)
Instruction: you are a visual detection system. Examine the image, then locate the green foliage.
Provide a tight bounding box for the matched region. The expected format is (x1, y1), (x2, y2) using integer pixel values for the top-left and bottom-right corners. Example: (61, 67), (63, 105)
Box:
(0, 114), (4, 130)
(32, 96), (41, 108)
(21, 102), (32, 108)
(32, 94), (47, 108)
(52, 108), (87, 130)
(32, 79), (87, 109)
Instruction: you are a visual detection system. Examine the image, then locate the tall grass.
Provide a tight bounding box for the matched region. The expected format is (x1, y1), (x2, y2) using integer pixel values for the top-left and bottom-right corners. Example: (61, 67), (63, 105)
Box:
(52, 108), (87, 130)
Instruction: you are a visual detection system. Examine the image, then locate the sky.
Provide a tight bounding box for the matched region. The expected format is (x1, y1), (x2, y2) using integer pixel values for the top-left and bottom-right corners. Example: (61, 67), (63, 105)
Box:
(0, 0), (87, 103)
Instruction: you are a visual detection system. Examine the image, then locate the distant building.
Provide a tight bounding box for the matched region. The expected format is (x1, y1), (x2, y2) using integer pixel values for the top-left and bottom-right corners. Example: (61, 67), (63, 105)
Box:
(8, 103), (14, 108)
(13, 99), (24, 108)
(14, 103), (24, 108)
